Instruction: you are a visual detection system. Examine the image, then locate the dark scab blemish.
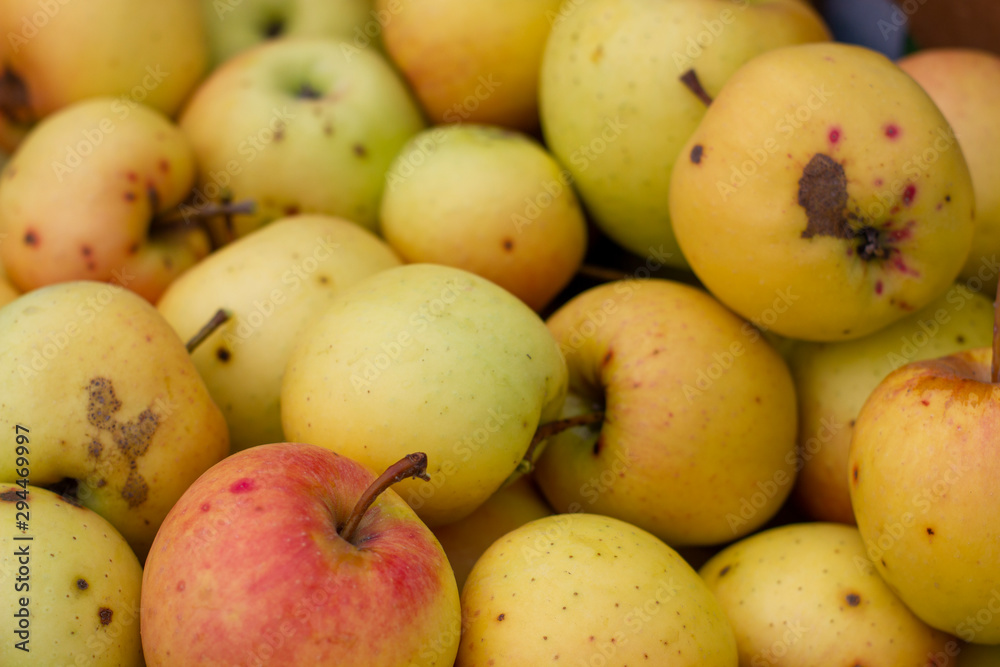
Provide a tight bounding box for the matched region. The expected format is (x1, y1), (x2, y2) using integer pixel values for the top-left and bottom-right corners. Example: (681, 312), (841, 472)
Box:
(0, 489), (19, 502)
(926, 527), (935, 536)
(263, 16), (284, 38)
(298, 82), (321, 99)
(76, 578), (89, 591)
(353, 144), (367, 158)
(798, 154), (851, 240)
(216, 347), (231, 362)
(98, 607), (113, 626)
(229, 478), (255, 494)
(719, 565), (731, 577)
(24, 229), (38, 246)
(502, 237), (514, 252)
(690, 144), (703, 164)
(88, 439), (102, 458)
(846, 592), (861, 606)
(497, 613), (505, 621)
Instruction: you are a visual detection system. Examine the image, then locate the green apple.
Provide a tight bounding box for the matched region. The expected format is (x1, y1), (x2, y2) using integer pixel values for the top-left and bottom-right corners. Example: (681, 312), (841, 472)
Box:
(0, 483), (143, 665)
(281, 263), (568, 527)
(376, 0), (562, 131)
(157, 214), (401, 451)
(457, 512), (737, 665)
(788, 283), (994, 524)
(430, 474), (552, 591)
(849, 346), (1000, 643)
(0, 0), (206, 151)
(700, 522), (955, 664)
(535, 278), (798, 546)
(0, 97), (211, 303)
(203, 0), (374, 68)
(379, 124), (587, 312)
(897, 49), (1000, 295)
(670, 42), (975, 341)
(178, 38), (425, 242)
(539, 0), (830, 268)
(141, 443), (460, 666)
(0, 281), (230, 559)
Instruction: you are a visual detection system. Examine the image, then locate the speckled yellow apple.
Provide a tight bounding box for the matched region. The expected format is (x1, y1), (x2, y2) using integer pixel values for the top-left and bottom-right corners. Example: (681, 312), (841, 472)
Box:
(457, 512), (737, 665)
(539, 0), (829, 268)
(787, 283), (994, 524)
(157, 214), (401, 451)
(700, 522), (955, 664)
(376, 0), (562, 131)
(535, 279), (797, 546)
(670, 42), (975, 341)
(379, 124), (587, 312)
(0, 484), (143, 665)
(281, 263), (568, 526)
(897, 49), (1000, 294)
(849, 346), (1000, 644)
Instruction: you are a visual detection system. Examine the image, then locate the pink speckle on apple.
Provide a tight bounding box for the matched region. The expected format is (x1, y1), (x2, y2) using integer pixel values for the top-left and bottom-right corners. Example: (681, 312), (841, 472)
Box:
(875, 280), (883, 295)
(200, 502), (211, 512)
(884, 124), (900, 139)
(229, 478), (255, 493)
(828, 127), (841, 144)
(889, 220), (915, 242)
(902, 184), (916, 206)
(892, 256), (920, 277)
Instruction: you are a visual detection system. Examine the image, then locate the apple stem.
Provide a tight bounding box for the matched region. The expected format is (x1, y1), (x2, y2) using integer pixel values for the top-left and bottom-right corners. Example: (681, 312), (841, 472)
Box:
(578, 264), (631, 282)
(680, 69), (713, 107)
(520, 412), (605, 471)
(340, 452), (430, 544)
(154, 199), (257, 228)
(993, 289), (999, 383)
(185, 309), (231, 354)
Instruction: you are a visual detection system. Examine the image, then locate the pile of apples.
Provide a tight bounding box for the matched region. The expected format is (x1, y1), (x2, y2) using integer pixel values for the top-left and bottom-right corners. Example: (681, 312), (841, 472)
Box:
(1, 0), (999, 665)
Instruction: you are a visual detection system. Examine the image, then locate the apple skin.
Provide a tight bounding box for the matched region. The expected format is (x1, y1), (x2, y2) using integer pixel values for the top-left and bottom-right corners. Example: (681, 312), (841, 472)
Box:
(179, 38), (426, 241)
(281, 263), (569, 527)
(376, 0), (562, 131)
(0, 97), (210, 303)
(203, 0), (373, 68)
(0, 484), (143, 666)
(849, 347), (1000, 644)
(156, 214), (402, 451)
(0, 0), (206, 151)
(457, 512), (738, 665)
(379, 123), (588, 312)
(787, 283), (994, 524)
(539, 0), (830, 268)
(897, 49), (1000, 294)
(535, 278), (798, 547)
(430, 474), (552, 591)
(141, 442), (461, 667)
(670, 42), (976, 342)
(700, 522), (955, 665)
(0, 281), (230, 560)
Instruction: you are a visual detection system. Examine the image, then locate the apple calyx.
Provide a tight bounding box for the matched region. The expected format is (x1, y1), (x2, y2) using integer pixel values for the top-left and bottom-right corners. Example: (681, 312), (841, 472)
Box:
(185, 309), (231, 354)
(518, 412), (606, 473)
(0, 68), (32, 124)
(680, 69), (713, 107)
(339, 452), (430, 545)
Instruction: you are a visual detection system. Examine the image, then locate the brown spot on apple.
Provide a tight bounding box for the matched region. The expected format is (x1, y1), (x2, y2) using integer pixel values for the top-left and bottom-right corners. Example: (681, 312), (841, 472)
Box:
(24, 229), (38, 246)
(98, 607), (113, 625)
(216, 347), (231, 362)
(497, 613), (505, 621)
(124, 191), (136, 202)
(284, 204), (299, 216)
(852, 464), (859, 485)
(690, 144), (703, 164)
(845, 592), (861, 606)
(798, 154), (851, 240)
(353, 144), (367, 158)
(0, 489), (19, 502)
(502, 237), (514, 252)
(926, 527), (935, 536)
(719, 565), (731, 577)
(81, 245), (93, 257)
(77, 578), (88, 590)
(158, 159), (170, 173)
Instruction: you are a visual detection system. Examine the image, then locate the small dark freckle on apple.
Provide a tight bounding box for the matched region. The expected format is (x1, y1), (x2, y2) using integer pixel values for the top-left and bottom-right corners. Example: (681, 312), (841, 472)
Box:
(957, 335), (965, 343)
(852, 464), (859, 484)
(284, 204), (299, 216)
(719, 565), (731, 577)
(846, 592), (861, 606)
(497, 613), (505, 621)
(828, 127), (841, 144)
(353, 144), (367, 158)
(602, 350), (614, 366)
(24, 229), (38, 246)
(502, 237), (514, 251)
(921, 400), (929, 406)
(98, 607), (113, 625)
(690, 144), (703, 164)
(216, 347), (231, 362)
(945, 195), (951, 202)
(81, 245), (92, 256)
(77, 578), (88, 590)
(926, 527), (934, 536)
